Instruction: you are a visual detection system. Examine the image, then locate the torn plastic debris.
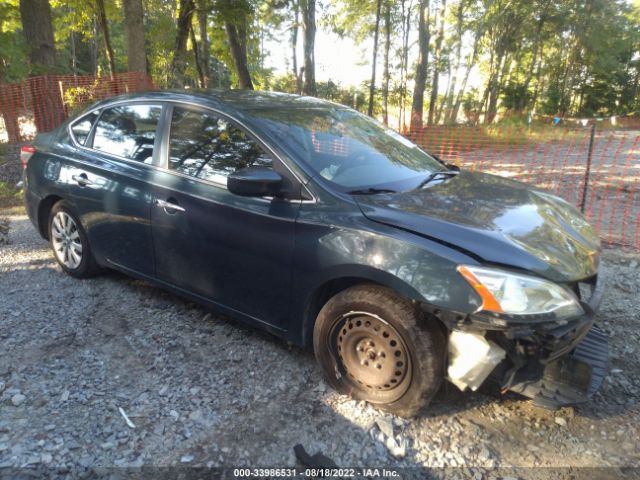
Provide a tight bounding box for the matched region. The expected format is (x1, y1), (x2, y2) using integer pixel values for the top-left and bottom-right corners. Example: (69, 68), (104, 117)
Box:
(293, 444), (338, 468)
(447, 330), (506, 391)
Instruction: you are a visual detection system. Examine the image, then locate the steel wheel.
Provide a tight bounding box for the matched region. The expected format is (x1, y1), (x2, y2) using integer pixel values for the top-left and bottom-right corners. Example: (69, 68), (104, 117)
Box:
(332, 311), (411, 402)
(314, 284), (445, 417)
(51, 211), (83, 270)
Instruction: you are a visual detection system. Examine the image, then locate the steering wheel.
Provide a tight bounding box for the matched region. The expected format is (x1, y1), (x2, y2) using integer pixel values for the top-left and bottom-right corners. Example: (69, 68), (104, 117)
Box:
(331, 146), (372, 181)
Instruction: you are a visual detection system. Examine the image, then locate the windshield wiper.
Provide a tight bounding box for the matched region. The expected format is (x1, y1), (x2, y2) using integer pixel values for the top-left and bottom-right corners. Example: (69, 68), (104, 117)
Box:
(416, 170), (460, 189)
(347, 187), (397, 195)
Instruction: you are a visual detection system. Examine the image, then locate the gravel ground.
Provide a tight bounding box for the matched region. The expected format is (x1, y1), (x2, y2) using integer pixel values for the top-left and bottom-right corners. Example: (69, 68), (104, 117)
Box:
(0, 206), (639, 479)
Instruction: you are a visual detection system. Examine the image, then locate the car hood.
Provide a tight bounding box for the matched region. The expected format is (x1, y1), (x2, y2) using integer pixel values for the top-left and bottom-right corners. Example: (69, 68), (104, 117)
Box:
(355, 170), (601, 282)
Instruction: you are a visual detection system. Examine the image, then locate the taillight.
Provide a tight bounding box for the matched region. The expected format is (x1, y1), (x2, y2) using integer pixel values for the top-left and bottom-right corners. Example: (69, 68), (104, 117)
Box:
(20, 145), (36, 169)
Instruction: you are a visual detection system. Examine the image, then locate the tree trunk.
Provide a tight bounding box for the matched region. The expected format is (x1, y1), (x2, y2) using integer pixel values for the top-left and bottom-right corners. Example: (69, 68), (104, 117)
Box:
(486, 52), (508, 124)
(559, 41), (576, 115)
(0, 73), (21, 142)
(225, 21), (254, 89)
(435, 59), (450, 124)
(382, 1), (391, 125)
(18, 0), (57, 73)
(95, 0), (117, 78)
(410, 0), (430, 132)
(530, 56), (544, 110)
(196, 0), (210, 88)
(399, 0), (412, 131)
(190, 25), (205, 88)
(91, 17), (99, 75)
(300, 0), (316, 96)
(123, 0), (148, 75)
(427, 0), (446, 125)
(480, 31), (498, 123)
(443, 0), (465, 123)
(367, 0), (382, 117)
(519, 2), (548, 111)
(1, 111), (21, 143)
(451, 27), (480, 123)
(291, 0), (301, 93)
(18, 0), (65, 133)
(170, 0), (195, 87)
(70, 31), (77, 75)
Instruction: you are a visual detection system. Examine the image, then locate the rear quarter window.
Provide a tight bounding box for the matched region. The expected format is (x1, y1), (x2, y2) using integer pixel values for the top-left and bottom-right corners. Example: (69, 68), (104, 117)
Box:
(91, 104), (162, 163)
(70, 111), (99, 146)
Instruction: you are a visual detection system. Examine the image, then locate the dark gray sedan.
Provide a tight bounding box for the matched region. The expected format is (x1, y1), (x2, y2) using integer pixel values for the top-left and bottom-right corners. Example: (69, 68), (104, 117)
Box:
(22, 90), (607, 416)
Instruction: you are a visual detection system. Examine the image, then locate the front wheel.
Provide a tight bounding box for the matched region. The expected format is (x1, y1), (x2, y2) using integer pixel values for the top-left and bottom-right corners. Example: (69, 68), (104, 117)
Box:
(313, 285), (445, 418)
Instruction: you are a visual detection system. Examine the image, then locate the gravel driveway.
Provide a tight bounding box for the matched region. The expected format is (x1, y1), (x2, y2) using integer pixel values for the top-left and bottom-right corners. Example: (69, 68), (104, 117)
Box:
(1, 207), (639, 479)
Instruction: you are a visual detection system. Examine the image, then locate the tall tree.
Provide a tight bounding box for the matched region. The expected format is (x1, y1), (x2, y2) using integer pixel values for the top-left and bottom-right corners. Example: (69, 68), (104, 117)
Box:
(196, 0), (210, 87)
(427, 0), (446, 125)
(170, 0), (195, 87)
(443, 0), (467, 123)
(123, 0), (148, 75)
(224, 19), (254, 89)
(518, 0), (550, 111)
(18, 0), (56, 73)
(3, 1), (27, 141)
(19, 0), (65, 134)
(381, 1), (391, 124)
(398, 0), (413, 130)
(214, 0), (254, 89)
(290, 0), (302, 93)
(367, 0), (383, 116)
(190, 23), (206, 87)
(410, 0), (430, 131)
(450, 7), (484, 123)
(95, 0), (117, 77)
(300, 0), (316, 95)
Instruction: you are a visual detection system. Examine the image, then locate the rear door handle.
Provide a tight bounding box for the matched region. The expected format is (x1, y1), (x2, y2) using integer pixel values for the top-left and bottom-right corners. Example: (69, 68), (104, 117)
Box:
(71, 173), (93, 186)
(154, 198), (186, 213)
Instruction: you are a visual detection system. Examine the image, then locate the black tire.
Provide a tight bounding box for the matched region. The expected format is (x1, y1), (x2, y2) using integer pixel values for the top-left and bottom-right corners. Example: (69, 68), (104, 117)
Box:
(313, 284), (445, 417)
(48, 200), (101, 278)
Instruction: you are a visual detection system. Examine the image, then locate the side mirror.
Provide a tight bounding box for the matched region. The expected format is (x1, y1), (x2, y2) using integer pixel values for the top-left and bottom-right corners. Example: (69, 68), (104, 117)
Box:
(227, 166), (283, 197)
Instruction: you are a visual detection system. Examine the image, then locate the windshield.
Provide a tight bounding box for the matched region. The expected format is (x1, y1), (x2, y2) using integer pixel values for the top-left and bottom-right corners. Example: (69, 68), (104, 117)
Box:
(249, 106), (446, 192)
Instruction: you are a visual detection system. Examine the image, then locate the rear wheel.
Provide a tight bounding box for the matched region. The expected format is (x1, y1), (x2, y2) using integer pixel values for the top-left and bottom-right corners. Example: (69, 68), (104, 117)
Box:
(313, 284), (445, 417)
(48, 201), (100, 278)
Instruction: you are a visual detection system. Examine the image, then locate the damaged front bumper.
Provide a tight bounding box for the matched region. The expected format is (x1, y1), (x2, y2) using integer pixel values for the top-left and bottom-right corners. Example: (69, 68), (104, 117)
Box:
(426, 269), (608, 409)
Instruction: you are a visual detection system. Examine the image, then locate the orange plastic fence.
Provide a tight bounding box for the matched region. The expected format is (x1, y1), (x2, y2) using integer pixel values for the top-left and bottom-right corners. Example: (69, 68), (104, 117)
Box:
(407, 125), (640, 250)
(0, 72), (154, 143)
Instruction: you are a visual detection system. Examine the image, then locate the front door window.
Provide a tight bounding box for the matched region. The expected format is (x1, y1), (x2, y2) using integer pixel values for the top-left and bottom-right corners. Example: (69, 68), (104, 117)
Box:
(168, 107), (273, 185)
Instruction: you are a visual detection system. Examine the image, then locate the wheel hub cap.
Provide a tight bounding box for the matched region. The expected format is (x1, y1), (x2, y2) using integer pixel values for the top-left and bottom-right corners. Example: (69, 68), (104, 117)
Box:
(51, 211), (83, 269)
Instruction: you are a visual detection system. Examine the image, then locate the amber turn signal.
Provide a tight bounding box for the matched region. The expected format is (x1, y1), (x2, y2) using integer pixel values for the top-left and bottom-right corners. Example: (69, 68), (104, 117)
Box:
(457, 265), (503, 313)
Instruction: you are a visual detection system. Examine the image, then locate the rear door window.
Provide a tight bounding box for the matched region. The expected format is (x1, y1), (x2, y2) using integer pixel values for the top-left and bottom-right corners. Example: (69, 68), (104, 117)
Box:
(167, 106), (273, 185)
(91, 104), (162, 163)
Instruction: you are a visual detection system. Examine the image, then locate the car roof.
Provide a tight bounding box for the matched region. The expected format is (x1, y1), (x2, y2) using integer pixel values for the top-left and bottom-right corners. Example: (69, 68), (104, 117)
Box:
(85, 89), (345, 119)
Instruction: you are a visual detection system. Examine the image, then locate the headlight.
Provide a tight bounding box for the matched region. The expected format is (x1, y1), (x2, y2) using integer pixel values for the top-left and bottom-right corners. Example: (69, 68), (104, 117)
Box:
(457, 265), (583, 319)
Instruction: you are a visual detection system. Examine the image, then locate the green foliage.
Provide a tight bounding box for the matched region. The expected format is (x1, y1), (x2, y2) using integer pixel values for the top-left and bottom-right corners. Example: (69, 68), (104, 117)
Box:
(144, 0), (177, 86)
(462, 89), (482, 123)
(501, 82), (530, 112)
(325, 0), (381, 42)
(0, 180), (23, 207)
(0, 0), (29, 81)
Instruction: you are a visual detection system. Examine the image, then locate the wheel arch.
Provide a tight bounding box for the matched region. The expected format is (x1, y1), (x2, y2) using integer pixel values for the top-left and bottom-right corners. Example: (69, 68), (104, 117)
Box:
(300, 266), (427, 348)
(37, 195), (64, 240)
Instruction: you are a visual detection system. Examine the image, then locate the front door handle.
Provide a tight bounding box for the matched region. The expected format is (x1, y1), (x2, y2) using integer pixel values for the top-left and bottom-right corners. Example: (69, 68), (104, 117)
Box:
(154, 198), (186, 213)
(71, 173), (93, 186)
